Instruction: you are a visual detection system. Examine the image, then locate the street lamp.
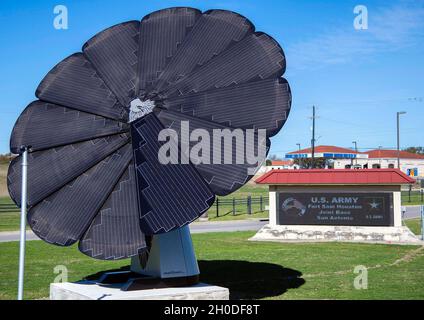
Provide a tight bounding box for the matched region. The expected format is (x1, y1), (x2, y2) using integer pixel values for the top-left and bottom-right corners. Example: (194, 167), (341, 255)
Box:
(397, 111), (406, 169)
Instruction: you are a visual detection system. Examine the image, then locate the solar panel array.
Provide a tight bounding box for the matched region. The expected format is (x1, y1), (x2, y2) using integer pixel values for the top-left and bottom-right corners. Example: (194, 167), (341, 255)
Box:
(8, 7), (291, 260)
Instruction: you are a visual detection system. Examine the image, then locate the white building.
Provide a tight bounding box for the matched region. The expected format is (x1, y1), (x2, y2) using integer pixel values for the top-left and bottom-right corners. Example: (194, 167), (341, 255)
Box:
(256, 160), (299, 176)
(285, 145), (424, 178)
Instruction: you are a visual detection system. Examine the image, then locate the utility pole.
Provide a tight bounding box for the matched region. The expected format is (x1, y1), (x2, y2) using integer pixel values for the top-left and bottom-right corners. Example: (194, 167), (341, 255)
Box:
(397, 111), (406, 169)
(311, 106), (316, 169)
(296, 143), (301, 168)
(352, 141), (358, 166)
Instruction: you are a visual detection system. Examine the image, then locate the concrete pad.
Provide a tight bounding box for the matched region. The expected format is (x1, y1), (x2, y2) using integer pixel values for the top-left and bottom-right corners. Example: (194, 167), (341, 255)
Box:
(50, 281), (229, 300)
(250, 224), (424, 245)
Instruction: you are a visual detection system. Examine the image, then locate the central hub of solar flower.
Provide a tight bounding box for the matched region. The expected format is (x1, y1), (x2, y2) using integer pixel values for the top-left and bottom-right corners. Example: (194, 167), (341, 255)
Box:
(129, 98), (155, 123)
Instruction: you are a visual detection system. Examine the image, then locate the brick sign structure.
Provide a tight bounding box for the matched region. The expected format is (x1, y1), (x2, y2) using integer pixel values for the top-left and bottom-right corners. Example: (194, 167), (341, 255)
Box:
(250, 169), (422, 244)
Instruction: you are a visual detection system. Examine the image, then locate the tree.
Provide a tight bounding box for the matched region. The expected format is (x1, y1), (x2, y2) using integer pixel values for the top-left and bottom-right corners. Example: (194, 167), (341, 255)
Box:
(403, 147), (424, 154)
(266, 154), (283, 166)
(0, 153), (13, 164)
(293, 157), (328, 169)
(268, 154), (283, 161)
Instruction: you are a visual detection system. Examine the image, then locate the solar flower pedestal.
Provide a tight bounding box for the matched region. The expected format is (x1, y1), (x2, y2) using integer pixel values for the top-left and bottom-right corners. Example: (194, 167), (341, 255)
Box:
(8, 7), (291, 299)
(50, 230), (231, 300)
(94, 226), (201, 291)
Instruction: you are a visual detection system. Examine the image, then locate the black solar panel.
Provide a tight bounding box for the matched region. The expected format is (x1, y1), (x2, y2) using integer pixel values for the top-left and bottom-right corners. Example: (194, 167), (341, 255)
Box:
(28, 144), (132, 246)
(8, 134), (130, 207)
(152, 10), (254, 95)
(83, 21), (140, 108)
(162, 78), (291, 137)
(8, 7), (291, 260)
(156, 109), (269, 196)
(36, 53), (127, 121)
(10, 101), (128, 154)
(79, 163), (146, 260)
(131, 113), (215, 234)
(160, 32), (285, 99)
(136, 7), (201, 97)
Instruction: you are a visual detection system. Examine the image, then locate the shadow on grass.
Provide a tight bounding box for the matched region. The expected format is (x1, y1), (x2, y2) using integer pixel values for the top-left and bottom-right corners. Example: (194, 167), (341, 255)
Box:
(198, 260), (305, 299)
(82, 260), (305, 300)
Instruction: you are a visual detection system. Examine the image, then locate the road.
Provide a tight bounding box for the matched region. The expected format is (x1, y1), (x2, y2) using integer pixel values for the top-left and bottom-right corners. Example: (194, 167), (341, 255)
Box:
(0, 219), (268, 243)
(402, 205), (422, 220)
(190, 219), (267, 234)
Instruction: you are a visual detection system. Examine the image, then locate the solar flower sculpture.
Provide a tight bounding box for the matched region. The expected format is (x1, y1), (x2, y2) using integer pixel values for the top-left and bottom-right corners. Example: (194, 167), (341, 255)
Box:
(8, 7), (291, 289)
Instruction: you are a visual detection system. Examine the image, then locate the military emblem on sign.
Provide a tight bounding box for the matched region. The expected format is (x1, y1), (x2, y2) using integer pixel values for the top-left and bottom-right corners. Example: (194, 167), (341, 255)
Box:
(281, 197), (306, 216)
(367, 198), (382, 210)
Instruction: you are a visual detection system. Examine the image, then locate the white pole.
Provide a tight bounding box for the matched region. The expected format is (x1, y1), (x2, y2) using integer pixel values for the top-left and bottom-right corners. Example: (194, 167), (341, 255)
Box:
(17, 147), (28, 300)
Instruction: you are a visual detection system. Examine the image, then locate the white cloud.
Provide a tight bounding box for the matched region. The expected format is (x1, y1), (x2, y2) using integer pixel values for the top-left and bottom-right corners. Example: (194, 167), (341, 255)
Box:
(286, 1), (424, 71)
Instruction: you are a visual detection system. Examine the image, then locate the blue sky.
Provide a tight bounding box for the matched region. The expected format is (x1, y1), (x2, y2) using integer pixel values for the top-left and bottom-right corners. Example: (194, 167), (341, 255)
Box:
(0, 0), (423, 157)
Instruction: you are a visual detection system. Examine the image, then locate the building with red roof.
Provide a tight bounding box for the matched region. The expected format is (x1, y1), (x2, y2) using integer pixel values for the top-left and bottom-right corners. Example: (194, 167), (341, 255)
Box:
(271, 160), (295, 166)
(284, 145), (424, 177)
(365, 149), (424, 160)
(286, 145), (363, 158)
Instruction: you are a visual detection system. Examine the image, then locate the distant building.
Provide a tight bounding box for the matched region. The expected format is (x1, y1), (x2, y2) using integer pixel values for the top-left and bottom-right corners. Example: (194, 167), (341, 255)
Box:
(270, 160), (299, 170)
(285, 145), (424, 178)
(256, 160), (299, 176)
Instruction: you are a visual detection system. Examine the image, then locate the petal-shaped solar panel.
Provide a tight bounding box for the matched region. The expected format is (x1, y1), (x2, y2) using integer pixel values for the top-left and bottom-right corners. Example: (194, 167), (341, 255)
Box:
(7, 7), (291, 260)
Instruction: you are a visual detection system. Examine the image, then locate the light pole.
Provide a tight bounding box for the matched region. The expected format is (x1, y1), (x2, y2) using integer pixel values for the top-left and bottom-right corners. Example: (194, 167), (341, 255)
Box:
(397, 111), (406, 169)
(18, 146), (30, 300)
(310, 106), (316, 169)
(296, 143), (301, 168)
(352, 141), (358, 166)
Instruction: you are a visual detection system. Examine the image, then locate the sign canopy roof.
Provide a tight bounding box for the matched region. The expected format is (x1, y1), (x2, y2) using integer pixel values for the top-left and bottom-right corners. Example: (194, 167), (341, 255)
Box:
(256, 169), (415, 185)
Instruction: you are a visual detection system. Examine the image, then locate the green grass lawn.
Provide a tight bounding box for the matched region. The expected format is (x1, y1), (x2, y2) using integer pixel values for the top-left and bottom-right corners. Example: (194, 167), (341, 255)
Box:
(0, 196), (23, 232)
(221, 184), (268, 198)
(0, 231), (423, 300)
(404, 218), (422, 236)
(206, 210), (269, 221)
(205, 184), (269, 220)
